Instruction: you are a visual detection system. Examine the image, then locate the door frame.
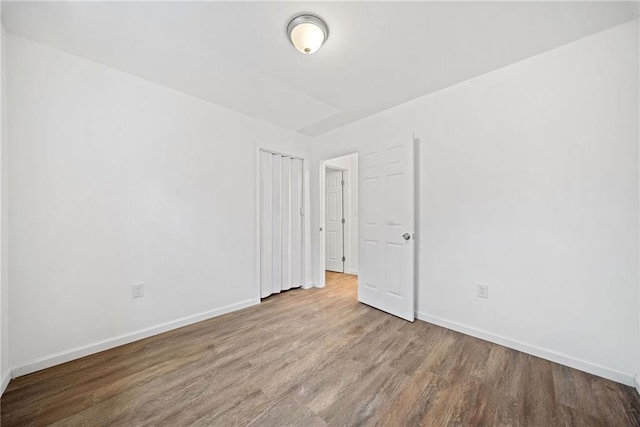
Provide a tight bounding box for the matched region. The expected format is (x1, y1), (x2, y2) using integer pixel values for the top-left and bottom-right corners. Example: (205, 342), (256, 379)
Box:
(319, 153), (357, 287)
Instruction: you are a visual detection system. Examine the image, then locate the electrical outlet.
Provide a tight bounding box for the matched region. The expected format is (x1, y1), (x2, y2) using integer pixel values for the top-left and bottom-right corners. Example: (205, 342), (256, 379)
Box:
(132, 283), (144, 298)
(477, 284), (488, 299)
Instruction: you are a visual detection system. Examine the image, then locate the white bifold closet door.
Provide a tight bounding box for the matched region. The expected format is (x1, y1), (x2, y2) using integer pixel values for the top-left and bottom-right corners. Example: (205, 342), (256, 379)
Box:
(260, 151), (304, 298)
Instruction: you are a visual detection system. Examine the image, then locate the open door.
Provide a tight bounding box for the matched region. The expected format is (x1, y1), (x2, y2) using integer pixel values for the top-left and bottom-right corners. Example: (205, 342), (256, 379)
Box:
(325, 168), (345, 273)
(358, 134), (415, 321)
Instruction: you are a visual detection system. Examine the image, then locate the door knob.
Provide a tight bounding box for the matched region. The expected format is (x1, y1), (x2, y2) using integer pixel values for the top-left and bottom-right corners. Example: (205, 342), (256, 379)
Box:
(402, 233), (411, 240)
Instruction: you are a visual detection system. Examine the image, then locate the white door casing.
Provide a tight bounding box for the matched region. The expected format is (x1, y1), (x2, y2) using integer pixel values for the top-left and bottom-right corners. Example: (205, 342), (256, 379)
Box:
(358, 135), (415, 321)
(325, 168), (344, 273)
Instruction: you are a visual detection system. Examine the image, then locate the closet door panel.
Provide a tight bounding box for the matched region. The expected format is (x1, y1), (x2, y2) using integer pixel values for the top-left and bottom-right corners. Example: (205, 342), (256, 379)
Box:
(260, 151), (273, 298)
(271, 155), (282, 295)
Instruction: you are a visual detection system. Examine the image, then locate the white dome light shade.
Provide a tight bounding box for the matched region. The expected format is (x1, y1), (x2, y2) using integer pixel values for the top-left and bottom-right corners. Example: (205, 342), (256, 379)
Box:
(287, 14), (329, 55)
(290, 23), (324, 54)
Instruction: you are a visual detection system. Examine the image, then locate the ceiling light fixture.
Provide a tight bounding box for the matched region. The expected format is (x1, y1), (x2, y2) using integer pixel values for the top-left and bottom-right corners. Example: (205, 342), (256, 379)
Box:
(287, 14), (329, 55)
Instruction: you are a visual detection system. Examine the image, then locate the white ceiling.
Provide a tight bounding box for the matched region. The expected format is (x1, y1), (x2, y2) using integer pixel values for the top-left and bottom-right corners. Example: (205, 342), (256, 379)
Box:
(3, 1), (639, 136)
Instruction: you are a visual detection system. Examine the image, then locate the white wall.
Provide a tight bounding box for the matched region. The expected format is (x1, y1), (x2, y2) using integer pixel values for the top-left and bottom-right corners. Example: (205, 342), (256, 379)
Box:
(6, 35), (311, 374)
(311, 20), (639, 384)
(325, 153), (358, 275)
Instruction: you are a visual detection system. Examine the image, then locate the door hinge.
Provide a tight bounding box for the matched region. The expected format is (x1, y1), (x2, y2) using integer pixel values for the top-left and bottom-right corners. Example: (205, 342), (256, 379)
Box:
(341, 180), (345, 186)
(341, 218), (346, 224)
(342, 256), (346, 262)
(300, 207), (304, 216)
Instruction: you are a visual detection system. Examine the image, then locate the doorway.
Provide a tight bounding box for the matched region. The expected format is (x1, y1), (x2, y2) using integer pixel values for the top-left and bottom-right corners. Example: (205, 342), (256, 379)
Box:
(320, 153), (358, 281)
(318, 135), (417, 321)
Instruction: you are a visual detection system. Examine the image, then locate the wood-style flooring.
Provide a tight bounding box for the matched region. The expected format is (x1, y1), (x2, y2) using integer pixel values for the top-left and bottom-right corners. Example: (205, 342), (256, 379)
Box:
(2, 272), (640, 426)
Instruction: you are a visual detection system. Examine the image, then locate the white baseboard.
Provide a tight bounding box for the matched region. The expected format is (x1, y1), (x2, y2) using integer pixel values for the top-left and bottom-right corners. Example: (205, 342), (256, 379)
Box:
(1, 368), (10, 395)
(416, 312), (635, 387)
(635, 375), (640, 395)
(349, 269), (358, 275)
(11, 298), (260, 378)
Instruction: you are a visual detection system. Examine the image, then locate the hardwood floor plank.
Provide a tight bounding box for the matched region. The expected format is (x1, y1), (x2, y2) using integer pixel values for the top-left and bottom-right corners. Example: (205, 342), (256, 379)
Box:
(378, 368), (443, 426)
(289, 356), (366, 415)
(521, 355), (558, 425)
(188, 388), (272, 427)
(320, 362), (408, 426)
(246, 393), (326, 427)
(388, 339), (430, 376)
(2, 272), (639, 426)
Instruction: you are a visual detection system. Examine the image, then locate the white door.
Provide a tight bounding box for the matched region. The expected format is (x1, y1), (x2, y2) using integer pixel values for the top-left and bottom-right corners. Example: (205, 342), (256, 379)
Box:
(260, 151), (304, 299)
(358, 135), (415, 321)
(325, 169), (344, 273)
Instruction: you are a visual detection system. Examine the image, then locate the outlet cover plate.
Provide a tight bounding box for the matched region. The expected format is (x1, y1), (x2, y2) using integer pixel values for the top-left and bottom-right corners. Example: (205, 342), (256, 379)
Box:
(477, 284), (488, 299)
(132, 283), (144, 298)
